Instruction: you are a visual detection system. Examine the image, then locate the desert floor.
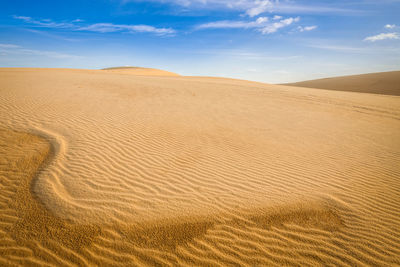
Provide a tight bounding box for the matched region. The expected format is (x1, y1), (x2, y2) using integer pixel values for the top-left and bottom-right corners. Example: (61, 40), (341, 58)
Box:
(0, 68), (399, 266)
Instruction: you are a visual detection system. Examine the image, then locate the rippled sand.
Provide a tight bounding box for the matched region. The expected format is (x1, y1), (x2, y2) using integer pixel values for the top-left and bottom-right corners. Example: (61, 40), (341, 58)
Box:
(0, 68), (399, 266)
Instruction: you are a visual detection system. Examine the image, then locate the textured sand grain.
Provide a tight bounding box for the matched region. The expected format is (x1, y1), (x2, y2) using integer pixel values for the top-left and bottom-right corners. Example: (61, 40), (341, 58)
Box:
(285, 71), (400, 96)
(0, 68), (399, 266)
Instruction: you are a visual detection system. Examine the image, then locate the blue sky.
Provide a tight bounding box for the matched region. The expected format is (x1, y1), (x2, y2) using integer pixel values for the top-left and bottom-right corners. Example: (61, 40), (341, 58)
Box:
(1, 0), (399, 83)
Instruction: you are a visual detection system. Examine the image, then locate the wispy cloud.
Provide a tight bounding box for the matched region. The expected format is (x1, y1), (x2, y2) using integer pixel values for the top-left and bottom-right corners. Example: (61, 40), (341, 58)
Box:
(385, 24), (396, 29)
(245, 0), (273, 17)
(196, 16), (299, 34)
(260, 17), (300, 34)
(0, 43), (81, 59)
(298, 25), (317, 32)
(124, 0), (276, 17)
(13, 15), (175, 36)
(364, 32), (399, 42)
(123, 0), (359, 16)
(13, 15), (74, 28)
(196, 17), (268, 30)
(77, 23), (175, 35)
(271, 3), (361, 15)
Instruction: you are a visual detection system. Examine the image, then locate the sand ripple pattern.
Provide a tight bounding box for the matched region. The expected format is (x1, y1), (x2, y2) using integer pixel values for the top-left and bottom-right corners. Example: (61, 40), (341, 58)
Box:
(0, 68), (400, 265)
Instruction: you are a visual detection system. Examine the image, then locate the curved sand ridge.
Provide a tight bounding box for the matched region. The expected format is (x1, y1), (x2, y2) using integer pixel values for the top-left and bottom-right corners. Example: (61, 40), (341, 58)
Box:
(0, 68), (400, 265)
(285, 71), (400, 96)
(0, 129), (345, 266)
(0, 134), (341, 266)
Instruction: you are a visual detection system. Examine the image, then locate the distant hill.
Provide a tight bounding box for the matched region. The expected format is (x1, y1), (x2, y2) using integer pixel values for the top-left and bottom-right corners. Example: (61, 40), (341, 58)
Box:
(102, 67), (180, 76)
(285, 71), (400, 96)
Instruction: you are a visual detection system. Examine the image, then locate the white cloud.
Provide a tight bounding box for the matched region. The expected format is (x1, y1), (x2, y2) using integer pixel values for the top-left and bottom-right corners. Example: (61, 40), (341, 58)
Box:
(364, 33), (399, 42)
(256, 17), (268, 24)
(298, 25), (317, 32)
(12, 15), (31, 21)
(77, 23), (175, 35)
(385, 24), (396, 29)
(196, 17), (268, 30)
(124, 0), (277, 17)
(272, 3), (359, 15)
(129, 25), (175, 34)
(71, 23), (120, 33)
(245, 0), (273, 17)
(13, 15), (175, 36)
(123, 0), (359, 15)
(260, 17), (300, 34)
(197, 16), (299, 35)
(13, 15), (74, 28)
(273, 15), (282, 20)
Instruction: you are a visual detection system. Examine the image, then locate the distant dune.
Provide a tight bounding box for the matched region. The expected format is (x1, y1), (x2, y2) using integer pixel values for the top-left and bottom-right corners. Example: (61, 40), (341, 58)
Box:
(0, 68), (399, 266)
(102, 66), (180, 76)
(285, 71), (400, 96)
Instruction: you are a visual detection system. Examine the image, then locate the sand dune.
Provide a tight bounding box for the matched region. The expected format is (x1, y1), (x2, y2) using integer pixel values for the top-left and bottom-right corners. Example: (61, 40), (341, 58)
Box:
(0, 68), (399, 265)
(285, 71), (400, 96)
(102, 66), (180, 76)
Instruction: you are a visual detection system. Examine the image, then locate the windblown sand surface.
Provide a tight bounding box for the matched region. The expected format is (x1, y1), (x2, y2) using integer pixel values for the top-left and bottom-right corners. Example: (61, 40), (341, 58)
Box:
(285, 71), (400, 96)
(102, 66), (180, 76)
(0, 68), (399, 266)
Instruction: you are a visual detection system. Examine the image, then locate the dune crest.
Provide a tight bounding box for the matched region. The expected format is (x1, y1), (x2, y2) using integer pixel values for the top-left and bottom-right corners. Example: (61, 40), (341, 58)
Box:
(284, 71), (400, 96)
(102, 66), (180, 76)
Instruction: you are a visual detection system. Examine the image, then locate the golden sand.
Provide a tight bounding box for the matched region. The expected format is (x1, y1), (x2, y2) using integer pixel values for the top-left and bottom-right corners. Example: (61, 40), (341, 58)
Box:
(0, 68), (399, 265)
(285, 71), (400, 96)
(102, 66), (180, 76)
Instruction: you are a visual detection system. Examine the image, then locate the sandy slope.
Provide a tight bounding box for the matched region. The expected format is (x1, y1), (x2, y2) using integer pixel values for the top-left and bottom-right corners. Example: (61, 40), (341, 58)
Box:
(0, 68), (399, 266)
(102, 66), (180, 76)
(285, 71), (400, 96)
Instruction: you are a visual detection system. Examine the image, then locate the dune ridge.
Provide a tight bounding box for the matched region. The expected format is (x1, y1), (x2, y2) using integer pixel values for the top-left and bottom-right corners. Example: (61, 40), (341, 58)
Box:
(102, 66), (180, 76)
(285, 71), (400, 96)
(0, 68), (399, 265)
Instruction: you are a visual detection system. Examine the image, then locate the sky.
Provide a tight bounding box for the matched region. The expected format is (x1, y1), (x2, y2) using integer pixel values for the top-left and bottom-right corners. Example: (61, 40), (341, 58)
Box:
(0, 0), (399, 83)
